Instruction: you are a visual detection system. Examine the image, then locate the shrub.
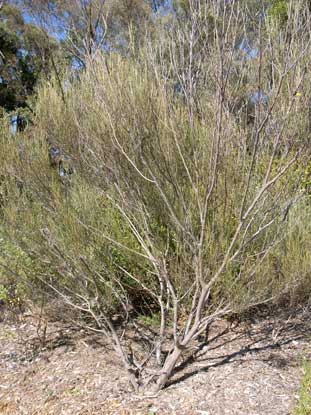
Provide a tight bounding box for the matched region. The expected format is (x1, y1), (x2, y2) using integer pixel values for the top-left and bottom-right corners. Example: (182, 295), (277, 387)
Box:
(1, 0), (311, 392)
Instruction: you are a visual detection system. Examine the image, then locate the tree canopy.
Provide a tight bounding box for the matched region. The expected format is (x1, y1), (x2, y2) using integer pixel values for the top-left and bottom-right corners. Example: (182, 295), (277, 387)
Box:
(0, 1), (60, 114)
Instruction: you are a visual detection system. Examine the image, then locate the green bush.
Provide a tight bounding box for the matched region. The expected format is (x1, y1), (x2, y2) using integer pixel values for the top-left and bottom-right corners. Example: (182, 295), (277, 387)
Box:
(294, 359), (311, 415)
(1, 46), (311, 321)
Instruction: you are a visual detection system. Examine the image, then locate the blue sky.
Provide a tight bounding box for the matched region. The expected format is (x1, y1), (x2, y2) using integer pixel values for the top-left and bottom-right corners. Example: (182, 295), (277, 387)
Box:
(22, 9), (66, 41)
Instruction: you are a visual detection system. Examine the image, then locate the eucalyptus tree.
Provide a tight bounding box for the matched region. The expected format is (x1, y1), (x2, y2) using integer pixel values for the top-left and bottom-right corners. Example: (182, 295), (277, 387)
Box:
(0, 1), (61, 126)
(14, 0), (162, 66)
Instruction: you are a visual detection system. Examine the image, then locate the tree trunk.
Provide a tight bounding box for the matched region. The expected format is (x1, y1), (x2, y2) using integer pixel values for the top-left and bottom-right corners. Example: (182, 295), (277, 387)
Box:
(154, 346), (183, 392)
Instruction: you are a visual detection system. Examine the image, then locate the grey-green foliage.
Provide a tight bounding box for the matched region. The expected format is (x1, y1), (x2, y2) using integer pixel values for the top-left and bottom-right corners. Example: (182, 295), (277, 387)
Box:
(0, 46), (310, 317)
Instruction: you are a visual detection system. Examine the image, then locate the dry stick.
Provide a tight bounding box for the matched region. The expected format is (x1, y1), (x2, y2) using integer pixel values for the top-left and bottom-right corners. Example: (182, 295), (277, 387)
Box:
(99, 97), (155, 184)
(35, 263), (140, 390)
(73, 214), (150, 260)
(102, 315), (140, 392)
(110, 192), (179, 364)
(156, 273), (167, 366)
(104, 195), (171, 365)
(161, 260), (179, 345)
(191, 0), (230, 333)
(116, 265), (158, 301)
(198, 0), (236, 247)
(106, 195), (156, 264)
(153, 2), (234, 390)
(80, 256), (131, 321)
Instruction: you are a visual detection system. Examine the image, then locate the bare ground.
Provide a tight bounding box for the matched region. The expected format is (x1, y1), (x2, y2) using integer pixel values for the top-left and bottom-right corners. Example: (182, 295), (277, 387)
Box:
(0, 308), (310, 415)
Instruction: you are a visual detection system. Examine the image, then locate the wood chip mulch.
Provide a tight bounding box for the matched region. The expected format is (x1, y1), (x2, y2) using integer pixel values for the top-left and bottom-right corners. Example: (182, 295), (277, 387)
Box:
(0, 308), (310, 415)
